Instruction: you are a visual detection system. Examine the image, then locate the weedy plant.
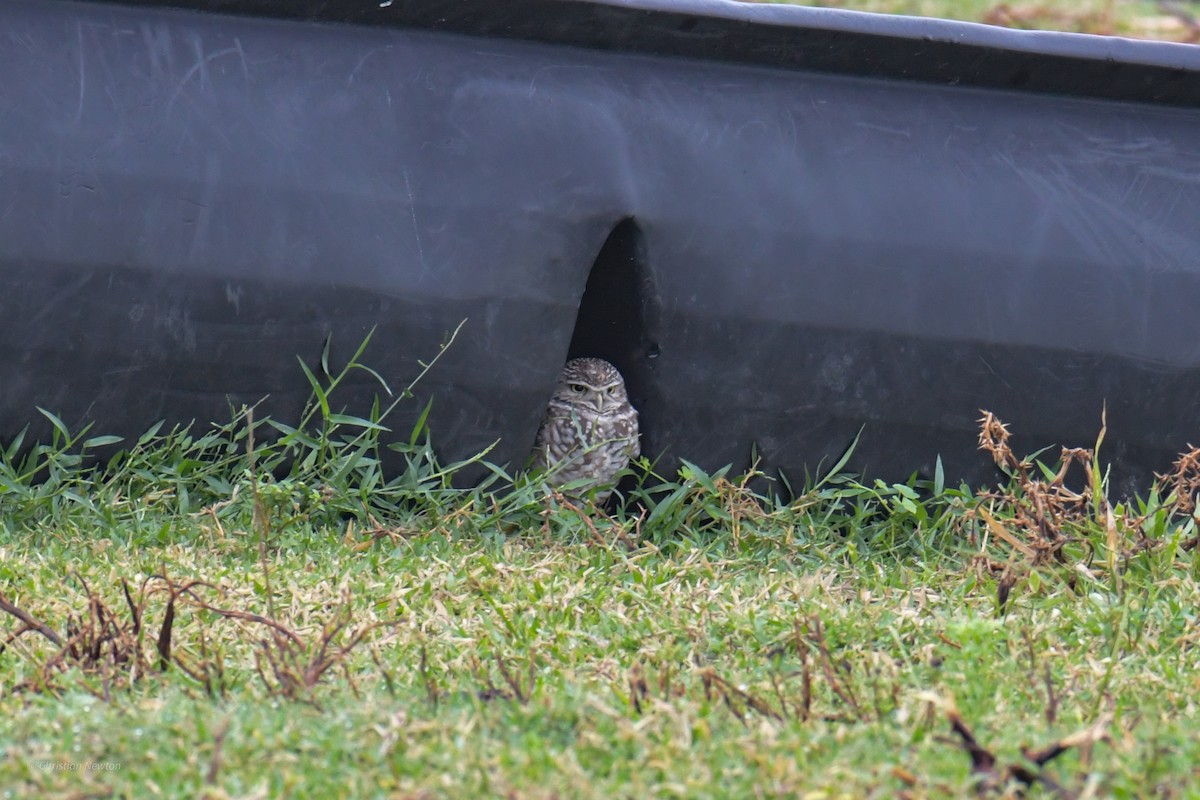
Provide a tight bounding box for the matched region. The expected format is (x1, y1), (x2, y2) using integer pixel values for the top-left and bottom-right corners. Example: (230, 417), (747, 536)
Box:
(968, 408), (1200, 610)
(0, 321), (505, 530)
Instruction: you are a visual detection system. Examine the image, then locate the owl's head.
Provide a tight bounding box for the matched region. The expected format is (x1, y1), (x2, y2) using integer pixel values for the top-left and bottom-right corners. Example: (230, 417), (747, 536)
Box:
(552, 358), (630, 415)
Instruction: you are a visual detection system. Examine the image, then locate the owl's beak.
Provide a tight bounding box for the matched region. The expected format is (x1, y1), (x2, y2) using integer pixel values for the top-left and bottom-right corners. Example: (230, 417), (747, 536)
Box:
(595, 393), (606, 412)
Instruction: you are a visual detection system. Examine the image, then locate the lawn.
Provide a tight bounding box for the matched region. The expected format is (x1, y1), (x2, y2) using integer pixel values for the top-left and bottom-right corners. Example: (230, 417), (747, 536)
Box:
(2, 344), (1199, 798)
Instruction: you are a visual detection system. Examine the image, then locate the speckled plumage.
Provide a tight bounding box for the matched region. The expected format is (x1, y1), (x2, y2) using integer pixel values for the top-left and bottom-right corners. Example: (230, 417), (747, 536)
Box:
(532, 358), (639, 503)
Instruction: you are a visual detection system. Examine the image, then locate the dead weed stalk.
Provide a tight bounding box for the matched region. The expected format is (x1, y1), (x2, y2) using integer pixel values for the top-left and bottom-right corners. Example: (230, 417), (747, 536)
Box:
(930, 693), (1111, 798)
(0, 573), (209, 698)
(214, 590), (402, 708)
(624, 615), (895, 727)
(973, 410), (1101, 565)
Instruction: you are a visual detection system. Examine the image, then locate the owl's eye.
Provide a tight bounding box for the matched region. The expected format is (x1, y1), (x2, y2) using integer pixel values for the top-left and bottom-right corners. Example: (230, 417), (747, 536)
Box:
(607, 386), (618, 395)
(569, 384), (586, 393)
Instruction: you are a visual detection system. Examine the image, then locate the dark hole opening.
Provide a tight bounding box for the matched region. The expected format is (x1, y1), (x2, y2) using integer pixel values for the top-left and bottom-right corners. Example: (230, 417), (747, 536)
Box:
(567, 218), (662, 460)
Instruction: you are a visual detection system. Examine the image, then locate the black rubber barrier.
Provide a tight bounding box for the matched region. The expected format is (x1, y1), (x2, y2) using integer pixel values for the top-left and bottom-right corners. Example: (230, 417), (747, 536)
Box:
(2, 0), (1199, 492)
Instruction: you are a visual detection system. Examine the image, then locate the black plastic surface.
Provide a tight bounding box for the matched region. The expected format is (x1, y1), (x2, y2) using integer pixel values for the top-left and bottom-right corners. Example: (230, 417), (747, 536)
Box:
(2, 0), (1200, 492)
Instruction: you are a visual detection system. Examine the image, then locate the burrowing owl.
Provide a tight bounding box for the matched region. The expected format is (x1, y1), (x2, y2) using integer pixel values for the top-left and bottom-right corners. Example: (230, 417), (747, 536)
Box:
(532, 358), (640, 502)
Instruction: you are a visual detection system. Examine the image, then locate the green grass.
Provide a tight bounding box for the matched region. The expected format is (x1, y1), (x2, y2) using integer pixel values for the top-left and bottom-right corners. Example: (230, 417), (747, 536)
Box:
(1, 340), (1199, 798)
(752, 0), (1200, 42)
